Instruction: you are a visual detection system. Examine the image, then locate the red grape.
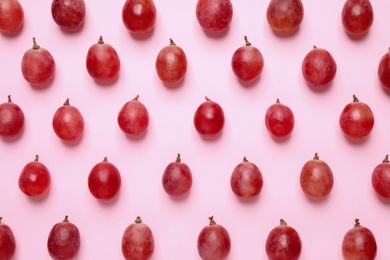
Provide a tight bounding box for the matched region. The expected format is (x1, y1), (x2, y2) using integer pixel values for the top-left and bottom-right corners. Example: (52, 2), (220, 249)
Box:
(339, 95), (374, 142)
(265, 219), (302, 260)
(88, 157), (121, 200)
(51, 0), (86, 30)
(0, 217), (16, 260)
(231, 36), (264, 83)
(196, 0), (233, 34)
(122, 216), (154, 260)
(301, 45), (337, 89)
(86, 36), (121, 83)
(197, 216), (231, 260)
(342, 219), (377, 260)
(299, 153), (334, 199)
(52, 98), (85, 143)
(18, 155), (51, 197)
(0, 95), (24, 139)
(266, 0), (304, 34)
(122, 0), (156, 35)
(378, 47), (390, 92)
(371, 154), (390, 199)
(47, 216), (80, 260)
(155, 38), (187, 86)
(230, 156), (263, 198)
(341, 0), (373, 36)
(21, 38), (55, 87)
(194, 97), (225, 139)
(118, 95), (149, 137)
(162, 153), (193, 197)
(265, 98), (294, 139)
(0, 0), (24, 34)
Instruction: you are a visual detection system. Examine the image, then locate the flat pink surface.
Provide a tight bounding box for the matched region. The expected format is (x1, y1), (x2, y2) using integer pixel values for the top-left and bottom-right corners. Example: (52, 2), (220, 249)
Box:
(1, 0), (390, 259)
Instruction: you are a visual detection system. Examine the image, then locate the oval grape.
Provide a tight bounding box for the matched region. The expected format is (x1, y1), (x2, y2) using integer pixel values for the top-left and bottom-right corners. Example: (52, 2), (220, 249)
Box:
(196, 0), (233, 34)
(162, 153), (193, 197)
(0, 0), (24, 34)
(194, 97), (225, 139)
(51, 0), (86, 30)
(230, 157), (263, 198)
(18, 155), (51, 197)
(265, 98), (294, 139)
(341, 0), (373, 36)
(371, 154), (390, 199)
(0, 95), (24, 139)
(266, 0), (304, 33)
(122, 0), (156, 35)
(117, 95), (149, 137)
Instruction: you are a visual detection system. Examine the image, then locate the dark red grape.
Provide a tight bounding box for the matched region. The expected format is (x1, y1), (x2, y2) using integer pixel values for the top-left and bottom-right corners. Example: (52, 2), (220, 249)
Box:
(231, 36), (264, 83)
(117, 95), (149, 137)
(122, 0), (156, 35)
(122, 216), (154, 260)
(18, 155), (51, 197)
(265, 98), (294, 139)
(0, 0), (24, 34)
(341, 0), (373, 36)
(265, 219), (302, 260)
(266, 0), (304, 33)
(230, 156), (263, 198)
(0, 95), (24, 139)
(378, 47), (390, 92)
(196, 0), (233, 34)
(339, 95), (374, 142)
(162, 153), (193, 197)
(0, 217), (16, 260)
(371, 154), (390, 199)
(197, 216), (231, 260)
(194, 97), (225, 139)
(47, 216), (80, 260)
(342, 219), (377, 260)
(52, 98), (85, 143)
(51, 0), (86, 30)
(88, 157), (121, 200)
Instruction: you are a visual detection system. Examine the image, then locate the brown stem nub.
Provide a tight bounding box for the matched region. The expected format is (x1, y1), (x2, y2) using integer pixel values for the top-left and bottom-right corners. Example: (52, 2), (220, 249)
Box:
(34, 155), (39, 162)
(205, 96), (211, 101)
(244, 36), (251, 46)
(280, 219), (287, 225)
(7, 95), (11, 102)
(169, 38), (176, 45)
(63, 215), (69, 222)
(135, 216), (142, 224)
(354, 218), (361, 227)
(276, 98), (280, 104)
(0, 217), (2, 223)
(63, 98), (70, 106)
(132, 95), (139, 101)
(209, 216), (216, 225)
(313, 45), (317, 49)
(383, 155), (389, 163)
(176, 153), (181, 163)
(103, 157), (108, 162)
(313, 153), (319, 160)
(243, 156), (249, 162)
(353, 95), (359, 102)
(32, 37), (40, 50)
(98, 36), (104, 44)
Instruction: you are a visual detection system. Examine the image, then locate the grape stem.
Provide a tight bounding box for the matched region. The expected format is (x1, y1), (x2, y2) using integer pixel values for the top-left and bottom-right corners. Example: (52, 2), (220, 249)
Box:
(0, 217), (2, 223)
(208, 216), (216, 225)
(32, 37), (40, 50)
(383, 155), (389, 163)
(103, 157), (108, 162)
(63, 215), (69, 222)
(205, 96), (211, 101)
(243, 157), (249, 162)
(169, 38), (176, 45)
(313, 153), (319, 160)
(354, 218), (361, 227)
(34, 155), (39, 161)
(7, 95), (11, 102)
(280, 219), (287, 225)
(63, 98), (70, 106)
(98, 36), (104, 44)
(176, 153), (181, 163)
(132, 95), (139, 101)
(135, 216), (142, 224)
(353, 95), (359, 102)
(244, 36), (251, 46)
(276, 98), (280, 104)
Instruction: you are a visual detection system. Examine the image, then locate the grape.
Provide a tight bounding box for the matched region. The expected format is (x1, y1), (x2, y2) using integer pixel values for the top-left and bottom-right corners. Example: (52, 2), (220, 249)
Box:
(52, 98), (85, 142)
(122, 0), (156, 35)
(193, 97), (225, 139)
(122, 216), (154, 260)
(21, 38), (55, 88)
(162, 153), (193, 197)
(265, 219), (302, 260)
(266, 0), (304, 34)
(197, 216), (231, 260)
(0, 0), (23, 34)
(18, 155), (51, 197)
(339, 95), (374, 142)
(301, 45), (337, 89)
(0, 95), (24, 139)
(51, 0), (85, 30)
(265, 98), (294, 139)
(342, 219), (377, 260)
(231, 36), (264, 83)
(155, 38), (187, 86)
(0, 217), (16, 260)
(371, 154), (390, 199)
(299, 153), (334, 199)
(230, 157), (263, 198)
(341, 0), (373, 36)
(88, 157), (121, 200)
(86, 36), (121, 83)
(118, 95), (149, 137)
(378, 47), (390, 92)
(196, 0), (233, 34)
(47, 216), (80, 260)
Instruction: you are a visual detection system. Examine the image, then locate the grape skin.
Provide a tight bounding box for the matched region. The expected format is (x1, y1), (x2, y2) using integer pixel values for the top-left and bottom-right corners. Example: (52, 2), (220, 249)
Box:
(196, 0), (233, 34)
(193, 97), (225, 139)
(117, 95), (149, 137)
(265, 99), (294, 139)
(371, 155), (390, 199)
(341, 0), (373, 36)
(51, 0), (86, 30)
(162, 153), (193, 197)
(0, 217), (16, 260)
(0, 0), (24, 34)
(266, 0), (304, 33)
(122, 0), (156, 35)
(230, 157), (263, 198)
(0, 95), (24, 139)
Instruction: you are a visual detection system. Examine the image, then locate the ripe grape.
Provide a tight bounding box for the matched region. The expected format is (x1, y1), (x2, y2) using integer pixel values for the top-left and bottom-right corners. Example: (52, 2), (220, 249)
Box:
(21, 38), (55, 87)
(0, 95), (24, 139)
(0, 0), (24, 34)
(52, 98), (85, 142)
(122, 216), (154, 260)
(194, 97), (225, 139)
(341, 0), (373, 36)
(162, 153), (193, 197)
(117, 95), (149, 137)
(47, 216), (80, 260)
(231, 36), (264, 83)
(230, 157), (263, 198)
(265, 98), (294, 139)
(371, 154), (390, 199)
(342, 219), (377, 260)
(266, 0), (304, 34)
(51, 0), (86, 30)
(300, 153), (334, 199)
(18, 155), (51, 197)
(86, 36), (121, 83)
(122, 0), (156, 35)
(196, 0), (233, 34)
(301, 45), (337, 89)
(0, 217), (16, 260)
(155, 38), (187, 86)
(197, 216), (231, 260)
(339, 95), (374, 142)
(378, 47), (390, 92)
(88, 157), (121, 200)
(265, 219), (302, 260)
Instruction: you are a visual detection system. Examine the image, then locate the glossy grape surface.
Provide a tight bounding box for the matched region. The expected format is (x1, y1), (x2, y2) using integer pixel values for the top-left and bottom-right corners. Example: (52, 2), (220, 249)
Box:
(0, 95), (24, 139)
(0, 217), (16, 260)
(341, 0), (373, 36)
(371, 155), (390, 199)
(122, 0), (156, 35)
(162, 153), (192, 197)
(0, 0), (24, 34)
(378, 48), (390, 91)
(118, 95), (149, 137)
(18, 155), (51, 197)
(265, 99), (294, 139)
(51, 0), (86, 30)
(266, 0), (304, 33)
(196, 0), (233, 33)
(230, 157), (263, 198)
(194, 97), (225, 139)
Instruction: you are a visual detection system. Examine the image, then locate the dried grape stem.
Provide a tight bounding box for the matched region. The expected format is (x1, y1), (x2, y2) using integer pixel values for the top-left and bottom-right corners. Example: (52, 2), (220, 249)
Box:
(354, 219), (361, 227)
(135, 216), (142, 224)
(176, 153), (181, 163)
(313, 153), (319, 160)
(32, 37), (40, 50)
(383, 155), (389, 163)
(244, 36), (251, 46)
(132, 95), (139, 101)
(63, 215), (69, 222)
(209, 216), (216, 225)
(63, 98), (70, 106)
(243, 156), (249, 162)
(103, 157), (108, 162)
(98, 36), (104, 44)
(34, 155), (39, 161)
(353, 95), (359, 102)
(169, 38), (176, 45)
(7, 95), (11, 102)
(280, 219), (287, 225)
(205, 96), (211, 101)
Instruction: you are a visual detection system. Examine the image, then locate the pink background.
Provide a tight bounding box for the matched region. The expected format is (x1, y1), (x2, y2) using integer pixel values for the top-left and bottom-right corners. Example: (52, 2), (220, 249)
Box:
(1, 0), (390, 259)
